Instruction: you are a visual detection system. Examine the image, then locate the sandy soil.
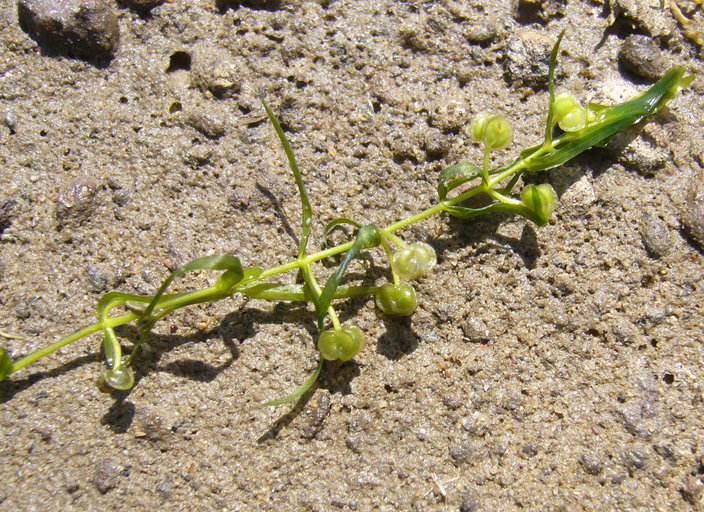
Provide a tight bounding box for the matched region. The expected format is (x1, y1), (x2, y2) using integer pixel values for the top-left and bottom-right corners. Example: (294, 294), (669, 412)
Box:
(1, 0), (704, 510)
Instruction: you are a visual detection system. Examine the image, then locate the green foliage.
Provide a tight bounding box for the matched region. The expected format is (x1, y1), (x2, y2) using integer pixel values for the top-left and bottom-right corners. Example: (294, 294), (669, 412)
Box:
(0, 35), (693, 409)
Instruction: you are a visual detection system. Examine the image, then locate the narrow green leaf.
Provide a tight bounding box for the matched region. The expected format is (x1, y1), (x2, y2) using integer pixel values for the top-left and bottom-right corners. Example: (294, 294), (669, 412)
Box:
(544, 30), (566, 144)
(262, 100), (313, 258)
(525, 67), (692, 172)
(260, 358), (323, 407)
(437, 162), (483, 200)
(142, 254), (244, 320)
(444, 202), (507, 219)
(322, 217), (362, 247)
(316, 224), (381, 326)
(0, 348), (14, 380)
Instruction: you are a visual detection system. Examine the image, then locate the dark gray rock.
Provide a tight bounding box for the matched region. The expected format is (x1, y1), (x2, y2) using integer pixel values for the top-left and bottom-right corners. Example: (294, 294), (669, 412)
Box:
(681, 175), (704, 252)
(618, 34), (668, 82)
(580, 454), (604, 475)
(640, 213), (673, 258)
(516, 0), (566, 22)
(0, 198), (17, 233)
(522, 441), (539, 457)
(623, 446), (648, 470)
(121, 0), (164, 10)
(17, 0), (119, 60)
(505, 29), (555, 87)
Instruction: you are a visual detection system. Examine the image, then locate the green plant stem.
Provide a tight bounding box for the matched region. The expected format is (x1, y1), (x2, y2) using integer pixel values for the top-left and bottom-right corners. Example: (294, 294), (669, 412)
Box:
(6, 146), (532, 376)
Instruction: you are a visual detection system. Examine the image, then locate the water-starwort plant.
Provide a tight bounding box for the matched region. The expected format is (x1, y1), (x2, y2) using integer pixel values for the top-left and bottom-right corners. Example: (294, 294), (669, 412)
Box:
(0, 34), (694, 406)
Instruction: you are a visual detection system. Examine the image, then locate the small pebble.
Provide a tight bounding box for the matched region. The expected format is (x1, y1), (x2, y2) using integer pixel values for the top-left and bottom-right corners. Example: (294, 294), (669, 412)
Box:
(369, 73), (408, 107)
(623, 446), (648, 470)
(462, 14), (497, 44)
(17, 0), (120, 60)
(0, 198), (17, 233)
(522, 442), (539, 457)
(640, 212), (672, 258)
(55, 177), (100, 226)
(184, 144), (212, 167)
(86, 264), (112, 292)
(442, 391), (465, 411)
(612, 135), (665, 176)
(515, 0), (566, 22)
(133, 407), (166, 441)
(609, 317), (637, 345)
(505, 29), (555, 87)
(424, 129), (450, 160)
(618, 34), (668, 82)
(186, 107), (226, 139)
(112, 187), (131, 206)
(450, 440), (479, 465)
(616, 400), (659, 440)
(92, 457), (122, 494)
(579, 454), (604, 475)
(461, 317), (490, 344)
(681, 475), (704, 505)
(681, 176), (704, 252)
(191, 45), (244, 97)
(459, 486), (481, 512)
(301, 391), (331, 440)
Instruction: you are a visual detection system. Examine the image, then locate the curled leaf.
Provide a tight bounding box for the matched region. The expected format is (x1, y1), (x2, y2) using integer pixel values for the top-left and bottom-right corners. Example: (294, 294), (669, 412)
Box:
(437, 162), (483, 200)
(322, 217), (362, 247)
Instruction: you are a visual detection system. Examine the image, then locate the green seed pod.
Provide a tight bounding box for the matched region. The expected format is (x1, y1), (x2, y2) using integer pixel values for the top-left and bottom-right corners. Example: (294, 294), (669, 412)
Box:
(553, 92), (586, 132)
(318, 325), (366, 362)
(98, 366), (135, 392)
(392, 242), (437, 281)
(521, 183), (558, 226)
(470, 113), (513, 150)
(0, 348), (14, 381)
(375, 282), (418, 316)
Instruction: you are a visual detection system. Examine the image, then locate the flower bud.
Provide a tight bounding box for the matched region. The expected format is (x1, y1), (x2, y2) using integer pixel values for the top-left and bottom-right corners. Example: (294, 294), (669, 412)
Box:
(392, 242), (437, 281)
(470, 113), (513, 150)
(375, 282), (418, 316)
(521, 183), (558, 226)
(318, 325), (366, 362)
(553, 92), (586, 132)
